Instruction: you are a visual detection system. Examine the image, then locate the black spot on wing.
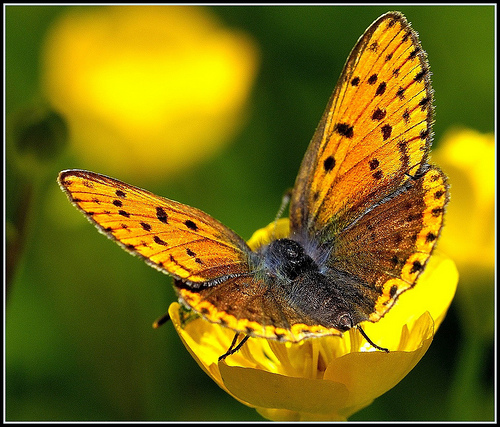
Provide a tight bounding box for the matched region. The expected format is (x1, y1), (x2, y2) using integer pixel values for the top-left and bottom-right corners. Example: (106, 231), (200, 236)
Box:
(369, 159), (379, 170)
(334, 123), (354, 138)
(372, 108), (386, 121)
(154, 235), (168, 246)
(323, 156), (335, 172)
(381, 124), (392, 141)
(184, 220), (198, 231)
(375, 81), (386, 96)
(140, 222), (152, 232)
(156, 207), (168, 224)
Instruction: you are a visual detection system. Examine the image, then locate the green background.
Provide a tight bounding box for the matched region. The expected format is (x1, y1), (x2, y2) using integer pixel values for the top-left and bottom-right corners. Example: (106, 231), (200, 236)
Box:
(5, 5), (495, 421)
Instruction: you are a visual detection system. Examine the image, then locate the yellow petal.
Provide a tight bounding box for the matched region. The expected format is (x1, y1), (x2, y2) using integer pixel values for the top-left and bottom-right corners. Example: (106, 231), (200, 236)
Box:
(323, 313), (434, 418)
(219, 362), (349, 414)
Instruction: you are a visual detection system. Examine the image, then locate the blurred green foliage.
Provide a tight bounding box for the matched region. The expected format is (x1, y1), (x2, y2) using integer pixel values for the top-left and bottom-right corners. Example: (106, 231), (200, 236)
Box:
(5, 5), (494, 421)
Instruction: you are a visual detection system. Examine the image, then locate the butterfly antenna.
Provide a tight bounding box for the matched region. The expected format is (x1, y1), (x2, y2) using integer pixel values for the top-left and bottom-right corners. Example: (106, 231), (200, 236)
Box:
(218, 333), (250, 361)
(357, 325), (389, 353)
(152, 312), (171, 329)
(272, 189), (292, 238)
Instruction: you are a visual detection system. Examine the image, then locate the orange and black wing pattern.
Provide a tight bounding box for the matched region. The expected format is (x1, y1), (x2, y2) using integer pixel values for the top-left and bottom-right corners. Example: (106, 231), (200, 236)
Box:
(289, 12), (448, 322)
(58, 170), (252, 285)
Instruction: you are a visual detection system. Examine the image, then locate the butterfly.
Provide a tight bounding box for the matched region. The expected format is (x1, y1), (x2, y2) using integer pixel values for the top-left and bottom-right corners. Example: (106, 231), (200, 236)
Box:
(58, 11), (448, 359)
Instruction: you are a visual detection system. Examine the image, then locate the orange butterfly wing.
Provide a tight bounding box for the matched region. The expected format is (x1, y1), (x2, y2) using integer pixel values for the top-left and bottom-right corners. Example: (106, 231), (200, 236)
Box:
(289, 12), (448, 321)
(291, 12), (435, 233)
(58, 170), (252, 285)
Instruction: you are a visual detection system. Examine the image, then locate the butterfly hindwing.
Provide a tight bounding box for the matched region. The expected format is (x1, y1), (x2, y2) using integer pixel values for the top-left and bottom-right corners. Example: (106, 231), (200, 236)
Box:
(328, 165), (448, 322)
(177, 275), (345, 341)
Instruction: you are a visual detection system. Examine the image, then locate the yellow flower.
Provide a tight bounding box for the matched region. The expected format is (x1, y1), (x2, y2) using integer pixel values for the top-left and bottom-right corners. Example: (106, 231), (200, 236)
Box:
(429, 129), (494, 420)
(169, 219), (458, 421)
(431, 128), (495, 280)
(41, 6), (259, 182)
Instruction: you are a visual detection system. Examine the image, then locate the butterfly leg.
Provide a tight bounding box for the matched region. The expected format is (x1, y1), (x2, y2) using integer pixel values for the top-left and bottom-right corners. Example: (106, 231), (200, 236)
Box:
(152, 312), (171, 329)
(357, 325), (389, 353)
(218, 333), (250, 361)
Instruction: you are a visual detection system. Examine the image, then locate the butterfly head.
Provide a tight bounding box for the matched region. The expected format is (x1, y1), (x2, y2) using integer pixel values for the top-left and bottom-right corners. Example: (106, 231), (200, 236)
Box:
(263, 238), (318, 281)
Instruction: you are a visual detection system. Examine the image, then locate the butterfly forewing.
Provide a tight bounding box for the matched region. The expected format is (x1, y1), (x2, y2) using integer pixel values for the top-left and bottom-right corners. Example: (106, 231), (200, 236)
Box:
(291, 12), (434, 235)
(58, 170), (252, 284)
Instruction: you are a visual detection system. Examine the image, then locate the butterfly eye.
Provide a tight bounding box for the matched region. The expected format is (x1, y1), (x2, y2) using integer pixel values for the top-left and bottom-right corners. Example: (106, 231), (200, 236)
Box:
(280, 239), (307, 265)
(285, 245), (300, 261)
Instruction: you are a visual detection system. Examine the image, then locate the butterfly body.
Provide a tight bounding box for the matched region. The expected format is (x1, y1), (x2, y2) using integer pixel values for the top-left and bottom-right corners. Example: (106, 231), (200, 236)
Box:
(253, 237), (356, 332)
(59, 12), (448, 348)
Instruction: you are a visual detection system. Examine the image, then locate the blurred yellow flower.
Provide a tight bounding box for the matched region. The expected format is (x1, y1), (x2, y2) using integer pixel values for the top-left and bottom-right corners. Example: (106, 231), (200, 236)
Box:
(431, 128), (495, 279)
(42, 6), (259, 182)
(169, 219), (458, 421)
(431, 129), (494, 409)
